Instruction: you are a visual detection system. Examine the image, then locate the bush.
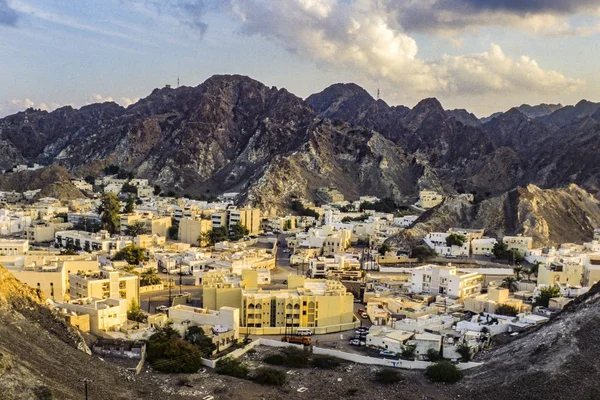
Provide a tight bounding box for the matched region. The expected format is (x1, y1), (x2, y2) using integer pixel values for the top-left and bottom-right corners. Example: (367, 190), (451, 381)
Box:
(280, 347), (311, 368)
(457, 343), (471, 362)
(425, 361), (463, 383)
(401, 344), (416, 360)
(146, 326), (203, 373)
(263, 353), (286, 366)
(215, 357), (249, 379)
(495, 304), (518, 317)
(346, 388), (359, 396)
(374, 368), (403, 384)
(251, 367), (286, 386)
(426, 348), (442, 362)
(311, 355), (342, 369)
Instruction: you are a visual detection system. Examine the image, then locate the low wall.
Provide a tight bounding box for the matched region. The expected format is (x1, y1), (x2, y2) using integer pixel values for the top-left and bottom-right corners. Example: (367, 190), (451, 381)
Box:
(199, 338), (482, 371)
(139, 284), (165, 293)
(239, 321), (360, 336)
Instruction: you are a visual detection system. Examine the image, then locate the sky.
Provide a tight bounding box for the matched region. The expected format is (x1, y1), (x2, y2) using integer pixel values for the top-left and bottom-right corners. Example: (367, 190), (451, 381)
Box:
(1, 0), (600, 118)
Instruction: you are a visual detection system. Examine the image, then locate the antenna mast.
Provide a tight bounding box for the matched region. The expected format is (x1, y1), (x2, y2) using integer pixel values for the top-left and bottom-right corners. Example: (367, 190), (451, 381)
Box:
(177, 76), (180, 88)
(377, 88), (380, 100)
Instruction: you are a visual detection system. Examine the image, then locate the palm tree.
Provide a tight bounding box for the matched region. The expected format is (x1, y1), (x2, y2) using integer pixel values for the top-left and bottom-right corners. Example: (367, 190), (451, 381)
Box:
(140, 267), (162, 287)
(513, 266), (523, 280)
(501, 276), (519, 293)
(530, 262), (540, 280)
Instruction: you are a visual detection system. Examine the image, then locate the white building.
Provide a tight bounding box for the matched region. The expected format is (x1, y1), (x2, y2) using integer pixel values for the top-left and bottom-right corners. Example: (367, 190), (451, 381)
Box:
(471, 238), (497, 255)
(503, 236), (533, 253)
(393, 215), (418, 227)
(0, 239), (30, 255)
(424, 232), (470, 257)
(55, 230), (132, 252)
(410, 265), (482, 299)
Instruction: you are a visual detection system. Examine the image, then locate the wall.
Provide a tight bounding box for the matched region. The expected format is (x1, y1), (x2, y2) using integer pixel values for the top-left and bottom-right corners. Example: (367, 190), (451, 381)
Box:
(139, 283), (164, 293)
(239, 320), (360, 336)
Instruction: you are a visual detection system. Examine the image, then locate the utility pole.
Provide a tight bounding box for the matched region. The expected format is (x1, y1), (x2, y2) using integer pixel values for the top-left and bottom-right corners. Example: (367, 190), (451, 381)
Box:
(80, 378), (91, 400)
(168, 278), (172, 306)
(147, 296), (151, 313)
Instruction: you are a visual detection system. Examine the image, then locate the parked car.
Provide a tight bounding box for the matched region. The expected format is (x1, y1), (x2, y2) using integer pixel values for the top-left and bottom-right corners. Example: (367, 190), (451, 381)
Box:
(361, 314), (369, 319)
(156, 305), (168, 313)
(282, 249), (291, 253)
(379, 350), (396, 357)
(354, 298), (362, 303)
(349, 339), (360, 346)
(357, 326), (369, 332)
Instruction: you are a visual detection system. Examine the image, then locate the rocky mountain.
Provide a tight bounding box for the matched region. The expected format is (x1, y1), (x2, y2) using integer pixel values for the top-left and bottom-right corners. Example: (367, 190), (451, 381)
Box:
(0, 165), (83, 200)
(0, 75), (599, 229)
(461, 281), (600, 400)
(390, 184), (600, 247)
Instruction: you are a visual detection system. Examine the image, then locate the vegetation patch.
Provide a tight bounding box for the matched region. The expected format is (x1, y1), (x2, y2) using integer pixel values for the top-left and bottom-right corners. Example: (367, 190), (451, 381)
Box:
(425, 361), (463, 383)
(311, 355), (342, 369)
(374, 368), (403, 384)
(251, 367), (287, 386)
(215, 357), (249, 379)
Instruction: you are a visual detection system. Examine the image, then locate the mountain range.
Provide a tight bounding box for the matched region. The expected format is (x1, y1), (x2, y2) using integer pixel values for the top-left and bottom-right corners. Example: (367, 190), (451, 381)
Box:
(1, 75), (599, 244)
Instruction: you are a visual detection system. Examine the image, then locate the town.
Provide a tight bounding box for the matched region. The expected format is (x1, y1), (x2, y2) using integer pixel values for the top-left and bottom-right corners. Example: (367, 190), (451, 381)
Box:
(1, 173), (599, 394)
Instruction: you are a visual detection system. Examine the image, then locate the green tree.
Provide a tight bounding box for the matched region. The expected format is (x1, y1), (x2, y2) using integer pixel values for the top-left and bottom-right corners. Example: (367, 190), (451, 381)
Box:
(167, 225), (178, 240)
(251, 367), (286, 386)
(230, 223), (249, 241)
(456, 342), (471, 361)
(215, 357), (249, 378)
(426, 348), (442, 362)
(98, 192), (121, 234)
(125, 221), (149, 237)
(378, 243), (390, 256)
(411, 246), (437, 262)
(207, 226), (229, 245)
(374, 368), (403, 384)
(534, 285), (561, 307)
(493, 242), (524, 263)
(185, 326), (217, 356)
(527, 262), (540, 281)
(425, 361), (463, 383)
(445, 233), (466, 247)
(123, 194), (136, 214)
(127, 299), (147, 322)
(113, 245), (148, 265)
(500, 276), (519, 292)
(495, 304), (519, 317)
(140, 267), (162, 287)
(147, 325), (204, 373)
(153, 185), (162, 196)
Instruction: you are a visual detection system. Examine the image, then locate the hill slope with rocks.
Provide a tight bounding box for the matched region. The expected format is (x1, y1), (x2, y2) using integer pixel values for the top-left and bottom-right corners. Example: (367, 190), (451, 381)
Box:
(0, 75), (599, 229)
(0, 264), (189, 400)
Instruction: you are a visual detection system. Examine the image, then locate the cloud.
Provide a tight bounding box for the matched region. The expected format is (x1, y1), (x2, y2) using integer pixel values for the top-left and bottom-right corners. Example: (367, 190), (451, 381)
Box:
(90, 94), (115, 103)
(0, 94), (138, 118)
(224, 0), (582, 98)
(385, 0), (600, 36)
(0, 0), (18, 26)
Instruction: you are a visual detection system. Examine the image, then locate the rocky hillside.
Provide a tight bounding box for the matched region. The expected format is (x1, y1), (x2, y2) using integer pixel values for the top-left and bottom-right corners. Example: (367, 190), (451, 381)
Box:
(461, 281), (600, 400)
(0, 264), (191, 400)
(391, 184), (600, 247)
(0, 165), (84, 200)
(0, 75), (599, 224)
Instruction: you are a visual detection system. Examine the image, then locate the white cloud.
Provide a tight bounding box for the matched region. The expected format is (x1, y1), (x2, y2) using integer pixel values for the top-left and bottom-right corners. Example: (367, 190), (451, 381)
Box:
(226, 0), (583, 98)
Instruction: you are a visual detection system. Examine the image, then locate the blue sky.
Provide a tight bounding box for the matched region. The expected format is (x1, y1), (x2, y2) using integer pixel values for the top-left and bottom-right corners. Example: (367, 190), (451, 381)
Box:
(1, 0), (600, 117)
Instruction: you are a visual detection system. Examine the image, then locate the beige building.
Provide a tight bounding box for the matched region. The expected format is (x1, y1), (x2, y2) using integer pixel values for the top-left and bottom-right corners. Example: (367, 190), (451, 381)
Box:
(178, 217), (213, 246)
(503, 236), (533, 253)
(417, 190), (443, 209)
(168, 305), (240, 352)
(119, 214), (172, 237)
(410, 264), (483, 299)
(2, 255), (100, 302)
(229, 207), (261, 235)
(56, 297), (128, 334)
(464, 287), (524, 314)
(70, 270), (139, 305)
(0, 239), (29, 256)
(538, 262), (584, 286)
(203, 275), (355, 334)
(322, 231), (352, 257)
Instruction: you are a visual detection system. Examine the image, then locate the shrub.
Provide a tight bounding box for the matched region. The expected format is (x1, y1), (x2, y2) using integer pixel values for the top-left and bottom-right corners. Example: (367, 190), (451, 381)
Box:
(251, 367), (286, 386)
(146, 326), (203, 373)
(374, 368), (403, 384)
(263, 354), (286, 366)
(215, 357), (249, 379)
(346, 388), (359, 396)
(425, 361), (463, 383)
(495, 304), (518, 317)
(426, 348), (442, 362)
(457, 343), (471, 362)
(311, 355), (342, 369)
(401, 344), (416, 360)
(280, 347), (311, 368)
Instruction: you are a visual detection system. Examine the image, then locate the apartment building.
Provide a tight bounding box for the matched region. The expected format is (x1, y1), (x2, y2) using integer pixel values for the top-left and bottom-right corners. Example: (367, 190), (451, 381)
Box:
(26, 221), (73, 243)
(178, 217), (213, 246)
(55, 230), (132, 252)
(228, 207), (261, 235)
(464, 287), (524, 314)
(119, 214), (172, 237)
(503, 235), (533, 253)
(410, 265), (483, 299)
(1, 255), (100, 302)
(0, 239), (30, 255)
(471, 238), (498, 255)
(538, 262), (584, 286)
(203, 276), (354, 332)
(57, 297), (128, 334)
(69, 269), (139, 304)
